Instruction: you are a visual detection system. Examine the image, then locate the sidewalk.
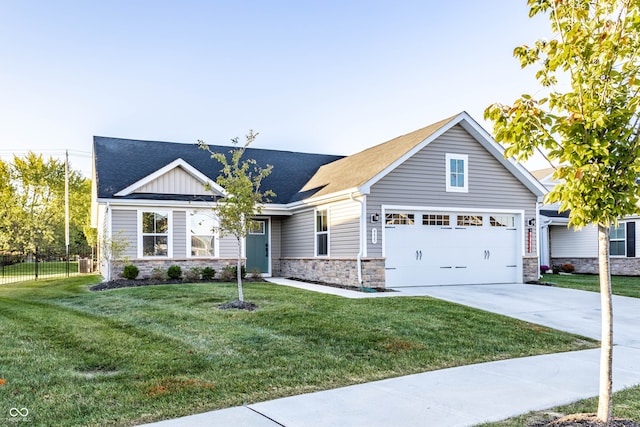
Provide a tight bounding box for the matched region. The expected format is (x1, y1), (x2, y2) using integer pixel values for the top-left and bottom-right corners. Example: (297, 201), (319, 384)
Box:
(139, 281), (640, 427)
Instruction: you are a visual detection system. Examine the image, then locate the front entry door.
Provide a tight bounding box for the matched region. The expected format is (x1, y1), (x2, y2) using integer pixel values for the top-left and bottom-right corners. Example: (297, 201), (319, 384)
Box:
(246, 219), (269, 274)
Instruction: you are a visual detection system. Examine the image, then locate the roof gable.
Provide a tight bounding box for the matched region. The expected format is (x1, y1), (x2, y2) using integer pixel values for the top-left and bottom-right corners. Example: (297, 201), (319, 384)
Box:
(93, 136), (344, 204)
(114, 158), (225, 197)
(302, 112), (546, 199)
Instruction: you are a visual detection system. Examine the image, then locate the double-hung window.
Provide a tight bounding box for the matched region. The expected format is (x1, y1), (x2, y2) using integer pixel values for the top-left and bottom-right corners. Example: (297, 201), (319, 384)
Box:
(190, 211), (216, 257)
(316, 209), (329, 256)
(141, 211), (169, 257)
(446, 153), (468, 193)
(610, 222), (626, 256)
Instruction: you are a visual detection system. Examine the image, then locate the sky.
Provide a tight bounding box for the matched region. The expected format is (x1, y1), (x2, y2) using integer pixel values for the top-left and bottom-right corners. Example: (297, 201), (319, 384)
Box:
(0, 1), (553, 178)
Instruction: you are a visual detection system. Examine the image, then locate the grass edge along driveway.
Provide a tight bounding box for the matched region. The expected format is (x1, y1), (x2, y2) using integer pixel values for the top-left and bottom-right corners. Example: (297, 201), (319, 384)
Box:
(0, 276), (597, 427)
(542, 273), (640, 299)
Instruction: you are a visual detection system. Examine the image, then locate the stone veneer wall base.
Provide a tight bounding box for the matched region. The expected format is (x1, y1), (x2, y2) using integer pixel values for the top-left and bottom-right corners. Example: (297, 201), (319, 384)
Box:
(276, 257), (386, 289)
(551, 257), (640, 276)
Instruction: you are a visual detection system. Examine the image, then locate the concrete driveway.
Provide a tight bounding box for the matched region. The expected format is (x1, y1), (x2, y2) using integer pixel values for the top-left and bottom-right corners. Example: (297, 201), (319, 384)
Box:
(398, 283), (640, 349)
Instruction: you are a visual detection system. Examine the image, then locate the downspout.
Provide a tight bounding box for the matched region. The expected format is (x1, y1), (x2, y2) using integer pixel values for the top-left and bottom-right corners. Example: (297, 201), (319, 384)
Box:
(350, 193), (364, 285)
(105, 202), (111, 281)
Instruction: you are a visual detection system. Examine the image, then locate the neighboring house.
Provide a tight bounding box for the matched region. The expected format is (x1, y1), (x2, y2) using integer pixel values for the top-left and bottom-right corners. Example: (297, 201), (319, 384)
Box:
(92, 112), (546, 287)
(535, 168), (640, 275)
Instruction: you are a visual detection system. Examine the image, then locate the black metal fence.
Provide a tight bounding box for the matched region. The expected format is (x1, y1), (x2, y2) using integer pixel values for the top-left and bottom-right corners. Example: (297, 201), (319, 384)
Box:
(0, 246), (95, 285)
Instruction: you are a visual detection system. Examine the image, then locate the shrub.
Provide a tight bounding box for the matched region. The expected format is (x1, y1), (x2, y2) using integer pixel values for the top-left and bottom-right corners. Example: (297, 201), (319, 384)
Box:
(561, 263), (575, 273)
(167, 265), (182, 280)
(150, 267), (166, 281)
(552, 264), (561, 274)
(539, 265), (550, 275)
(122, 264), (139, 280)
(249, 268), (262, 280)
(219, 265), (245, 281)
(184, 267), (201, 282)
(201, 267), (216, 281)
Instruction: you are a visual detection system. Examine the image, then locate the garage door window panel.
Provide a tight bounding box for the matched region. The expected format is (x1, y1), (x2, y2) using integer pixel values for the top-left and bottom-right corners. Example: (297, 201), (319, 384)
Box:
(423, 214), (450, 226)
(457, 215), (483, 227)
(385, 213), (415, 225)
(490, 215), (516, 228)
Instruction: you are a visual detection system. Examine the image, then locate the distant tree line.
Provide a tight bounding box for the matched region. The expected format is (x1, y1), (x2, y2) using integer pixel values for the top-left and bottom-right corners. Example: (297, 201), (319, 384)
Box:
(0, 152), (93, 253)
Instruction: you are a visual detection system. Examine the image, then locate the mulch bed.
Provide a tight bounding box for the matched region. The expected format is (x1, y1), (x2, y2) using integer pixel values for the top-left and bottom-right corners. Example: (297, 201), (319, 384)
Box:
(90, 277), (265, 292)
(531, 413), (640, 427)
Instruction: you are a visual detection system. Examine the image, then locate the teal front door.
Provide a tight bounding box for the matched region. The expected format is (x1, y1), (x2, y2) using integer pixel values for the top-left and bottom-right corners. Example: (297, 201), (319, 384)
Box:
(246, 219), (269, 274)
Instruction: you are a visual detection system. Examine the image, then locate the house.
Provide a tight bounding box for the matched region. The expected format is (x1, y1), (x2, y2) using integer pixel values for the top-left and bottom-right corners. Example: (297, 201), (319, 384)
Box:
(92, 112), (546, 287)
(535, 168), (640, 275)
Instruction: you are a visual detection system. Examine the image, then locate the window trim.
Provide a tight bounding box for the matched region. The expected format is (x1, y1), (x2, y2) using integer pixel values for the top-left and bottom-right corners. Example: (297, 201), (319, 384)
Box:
(315, 208), (330, 257)
(138, 210), (172, 258)
(445, 153), (469, 193)
(188, 210), (218, 258)
(610, 222), (626, 257)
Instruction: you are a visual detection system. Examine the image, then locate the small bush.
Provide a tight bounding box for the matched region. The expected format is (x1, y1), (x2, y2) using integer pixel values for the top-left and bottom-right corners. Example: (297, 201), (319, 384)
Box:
(167, 265), (182, 280)
(561, 263), (575, 273)
(552, 264), (561, 274)
(219, 265), (245, 281)
(201, 267), (216, 281)
(249, 268), (262, 280)
(122, 264), (139, 280)
(150, 268), (166, 281)
(184, 267), (201, 282)
(540, 265), (550, 275)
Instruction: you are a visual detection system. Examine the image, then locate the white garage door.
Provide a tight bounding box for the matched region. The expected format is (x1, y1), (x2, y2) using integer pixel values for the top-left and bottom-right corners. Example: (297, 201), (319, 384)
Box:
(385, 211), (520, 287)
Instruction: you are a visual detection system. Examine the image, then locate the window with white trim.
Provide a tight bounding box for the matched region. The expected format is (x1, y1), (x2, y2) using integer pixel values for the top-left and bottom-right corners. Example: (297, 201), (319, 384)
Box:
(446, 153), (468, 192)
(610, 222), (626, 256)
(141, 211), (169, 257)
(316, 209), (329, 256)
(190, 211), (215, 257)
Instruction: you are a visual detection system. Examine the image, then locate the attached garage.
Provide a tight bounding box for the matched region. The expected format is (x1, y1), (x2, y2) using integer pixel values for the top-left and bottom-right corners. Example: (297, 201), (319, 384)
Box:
(384, 209), (522, 287)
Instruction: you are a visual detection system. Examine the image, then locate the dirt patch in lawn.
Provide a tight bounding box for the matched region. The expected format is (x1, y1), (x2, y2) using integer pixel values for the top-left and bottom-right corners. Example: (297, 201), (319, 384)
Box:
(525, 412), (639, 427)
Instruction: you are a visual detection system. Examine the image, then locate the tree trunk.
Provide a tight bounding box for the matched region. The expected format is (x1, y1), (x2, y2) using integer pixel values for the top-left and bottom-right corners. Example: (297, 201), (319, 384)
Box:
(596, 223), (613, 423)
(237, 236), (244, 302)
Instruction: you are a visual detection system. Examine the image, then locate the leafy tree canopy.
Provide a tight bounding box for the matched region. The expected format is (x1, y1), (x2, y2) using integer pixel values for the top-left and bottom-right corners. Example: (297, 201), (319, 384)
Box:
(486, 0), (640, 229)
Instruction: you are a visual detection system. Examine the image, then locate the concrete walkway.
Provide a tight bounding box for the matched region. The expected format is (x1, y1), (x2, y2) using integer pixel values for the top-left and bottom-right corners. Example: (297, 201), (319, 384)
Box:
(140, 280), (640, 427)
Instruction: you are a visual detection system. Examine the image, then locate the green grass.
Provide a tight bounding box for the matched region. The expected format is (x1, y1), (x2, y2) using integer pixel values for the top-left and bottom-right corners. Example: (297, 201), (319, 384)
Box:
(478, 385), (640, 426)
(542, 273), (640, 298)
(0, 276), (597, 426)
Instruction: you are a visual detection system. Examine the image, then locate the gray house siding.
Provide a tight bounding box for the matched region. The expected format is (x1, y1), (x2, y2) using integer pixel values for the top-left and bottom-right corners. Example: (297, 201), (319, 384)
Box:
(219, 234), (239, 258)
(366, 125), (538, 257)
(111, 209), (137, 258)
(270, 218), (282, 259)
(281, 209), (314, 257)
(326, 199), (360, 257)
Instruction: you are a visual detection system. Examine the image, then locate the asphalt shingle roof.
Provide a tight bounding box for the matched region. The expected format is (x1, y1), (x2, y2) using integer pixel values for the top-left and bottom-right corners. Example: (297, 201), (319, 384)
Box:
(93, 137), (344, 204)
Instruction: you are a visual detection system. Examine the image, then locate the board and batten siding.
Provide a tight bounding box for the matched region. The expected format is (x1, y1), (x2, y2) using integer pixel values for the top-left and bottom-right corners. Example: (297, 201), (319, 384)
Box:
(281, 209), (314, 257)
(366, 125), (538, 257)
(173, 210), (187, 257)
(111, 209), (137, 258)
(134, 167), (210, 196)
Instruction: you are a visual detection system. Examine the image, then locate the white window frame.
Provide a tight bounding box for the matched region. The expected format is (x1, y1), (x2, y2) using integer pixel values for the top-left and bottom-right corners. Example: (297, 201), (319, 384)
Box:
(610, 222), (626, 257)
(445, 153), (469, 193)
(315, 208), (330, 257)
(138, 210), (172, 258)
(188, 210), (218, 258)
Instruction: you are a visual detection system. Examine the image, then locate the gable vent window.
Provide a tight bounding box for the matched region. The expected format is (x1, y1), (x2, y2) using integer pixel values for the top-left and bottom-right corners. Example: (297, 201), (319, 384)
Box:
(142, 211), (169, 257)
(446, 153), (469, 193)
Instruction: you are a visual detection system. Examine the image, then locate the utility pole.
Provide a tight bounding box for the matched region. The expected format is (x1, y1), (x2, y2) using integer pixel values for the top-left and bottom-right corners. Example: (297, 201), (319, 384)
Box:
(65, 150), (70, 276)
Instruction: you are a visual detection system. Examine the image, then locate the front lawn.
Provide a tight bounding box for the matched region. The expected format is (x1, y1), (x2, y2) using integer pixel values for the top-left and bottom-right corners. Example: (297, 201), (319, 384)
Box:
(542, 273), (640, 298)
(0, 276), (597, 426)
(479, 384), (640, 426)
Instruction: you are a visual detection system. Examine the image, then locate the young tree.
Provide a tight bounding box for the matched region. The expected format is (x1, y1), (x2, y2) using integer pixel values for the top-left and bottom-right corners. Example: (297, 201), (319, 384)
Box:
(485, 1), (640, 423)
(198, 131), (275, 303)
